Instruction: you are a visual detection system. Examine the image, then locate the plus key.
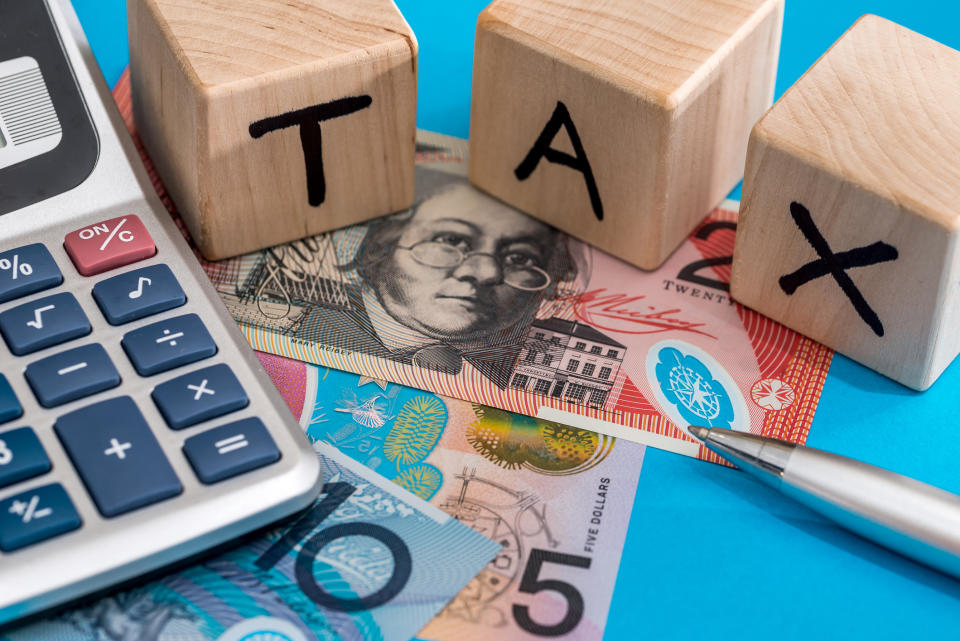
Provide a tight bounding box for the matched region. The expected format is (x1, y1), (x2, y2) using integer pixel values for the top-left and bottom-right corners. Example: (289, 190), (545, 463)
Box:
(64, 215), (156, 276)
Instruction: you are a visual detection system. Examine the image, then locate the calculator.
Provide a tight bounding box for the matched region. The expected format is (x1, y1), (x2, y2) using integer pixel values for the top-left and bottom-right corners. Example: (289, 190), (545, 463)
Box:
(0, 0), (322, 625)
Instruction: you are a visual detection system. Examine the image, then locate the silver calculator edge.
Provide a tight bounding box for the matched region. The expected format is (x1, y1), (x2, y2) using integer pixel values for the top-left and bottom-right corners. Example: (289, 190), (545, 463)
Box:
(0, 0), (323, 624)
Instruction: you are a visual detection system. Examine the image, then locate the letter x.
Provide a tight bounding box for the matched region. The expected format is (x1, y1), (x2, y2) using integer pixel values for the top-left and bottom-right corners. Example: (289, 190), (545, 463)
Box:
(779, 202), (899, 337)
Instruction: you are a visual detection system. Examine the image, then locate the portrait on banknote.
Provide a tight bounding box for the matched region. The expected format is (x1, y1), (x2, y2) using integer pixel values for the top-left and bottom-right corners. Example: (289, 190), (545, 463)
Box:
(123, 112), (833, 461)
(222, 167), (597, 391)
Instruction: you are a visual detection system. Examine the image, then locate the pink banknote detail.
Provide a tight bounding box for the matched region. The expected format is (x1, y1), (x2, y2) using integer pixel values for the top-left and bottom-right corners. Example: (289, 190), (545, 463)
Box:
(114, 73), (833, 463)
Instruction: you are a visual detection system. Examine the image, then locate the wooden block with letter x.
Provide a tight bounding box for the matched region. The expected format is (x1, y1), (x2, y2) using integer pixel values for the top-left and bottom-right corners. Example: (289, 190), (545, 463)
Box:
(731, 16), (960, 390)
(128, 0), (417, 259)
(468, 0), (784, 270)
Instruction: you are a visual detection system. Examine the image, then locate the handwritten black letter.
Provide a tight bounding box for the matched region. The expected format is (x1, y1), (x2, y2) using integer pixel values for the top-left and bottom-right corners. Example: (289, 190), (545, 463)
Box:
(250, 95), (372, 207)
(779, 201), (898, 337)
(514, 101), (603, 221)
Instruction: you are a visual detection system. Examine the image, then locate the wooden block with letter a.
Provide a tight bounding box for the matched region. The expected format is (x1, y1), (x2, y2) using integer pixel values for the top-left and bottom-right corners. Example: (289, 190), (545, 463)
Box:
(127, 0), (417, 259)
(468, 0), (784, 270)
(731, 16), (960, 390)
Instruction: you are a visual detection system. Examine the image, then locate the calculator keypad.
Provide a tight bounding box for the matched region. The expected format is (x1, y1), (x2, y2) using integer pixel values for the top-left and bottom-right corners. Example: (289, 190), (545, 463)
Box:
(0, 428), (51, 489)
(63, 215), (156, 277)
(152, 364), (249, 430)
(55, 397), (182, 518)
(93, 264), (186, 325)
(183, 418), (280, 485)
(122, 314), (218, 376)
(0, 292), (91, 356)
(25, 344), (121, 408)
(0, 484), (81, 552)
(0, 244), (62, 304)
(0, 229), (281, 553)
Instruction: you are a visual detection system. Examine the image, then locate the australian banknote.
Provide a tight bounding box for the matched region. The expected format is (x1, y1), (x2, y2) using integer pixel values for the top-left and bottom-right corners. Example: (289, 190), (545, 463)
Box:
(3, 430), (500, 641)
(256, 352), (643, 641)
(113, 75), (833, 463)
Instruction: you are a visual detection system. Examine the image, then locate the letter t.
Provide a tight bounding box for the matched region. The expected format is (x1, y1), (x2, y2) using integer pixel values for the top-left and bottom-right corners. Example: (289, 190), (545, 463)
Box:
(249, 95), (373, 207)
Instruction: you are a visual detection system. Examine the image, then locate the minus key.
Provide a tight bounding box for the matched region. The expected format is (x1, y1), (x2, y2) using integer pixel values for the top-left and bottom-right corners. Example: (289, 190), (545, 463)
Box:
(25, 344), (121, 408)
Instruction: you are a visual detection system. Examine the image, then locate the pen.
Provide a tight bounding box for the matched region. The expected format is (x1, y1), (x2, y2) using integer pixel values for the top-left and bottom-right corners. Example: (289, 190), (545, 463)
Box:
(690, 426), (960, 579)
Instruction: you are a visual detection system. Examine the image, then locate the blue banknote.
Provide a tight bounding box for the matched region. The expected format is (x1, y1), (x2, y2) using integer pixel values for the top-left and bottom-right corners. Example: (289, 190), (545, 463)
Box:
(2, 444), (500, 641)
(294, 363), (644, 641)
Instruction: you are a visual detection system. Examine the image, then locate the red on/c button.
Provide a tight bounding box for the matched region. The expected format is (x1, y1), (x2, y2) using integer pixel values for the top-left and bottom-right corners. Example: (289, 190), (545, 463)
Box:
(64, 215), (156, 277)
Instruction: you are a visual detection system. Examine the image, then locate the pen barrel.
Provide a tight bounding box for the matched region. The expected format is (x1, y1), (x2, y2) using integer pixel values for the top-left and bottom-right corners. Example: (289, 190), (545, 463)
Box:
(782, 448), (960, 578)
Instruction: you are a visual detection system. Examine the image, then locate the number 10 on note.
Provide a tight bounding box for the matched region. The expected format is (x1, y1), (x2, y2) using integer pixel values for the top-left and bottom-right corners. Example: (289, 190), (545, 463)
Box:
(255, 482), (413, 612)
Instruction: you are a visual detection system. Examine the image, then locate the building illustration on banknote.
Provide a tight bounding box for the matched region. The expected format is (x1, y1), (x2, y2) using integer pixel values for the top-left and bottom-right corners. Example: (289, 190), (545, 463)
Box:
(146, 129), (833, 460)
(220, 238), (629, 413)
(512, 318), (626, 410)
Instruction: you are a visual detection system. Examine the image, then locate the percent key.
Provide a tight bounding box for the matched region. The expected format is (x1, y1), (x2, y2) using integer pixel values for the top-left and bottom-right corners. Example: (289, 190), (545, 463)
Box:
(0, 244), (63, 304)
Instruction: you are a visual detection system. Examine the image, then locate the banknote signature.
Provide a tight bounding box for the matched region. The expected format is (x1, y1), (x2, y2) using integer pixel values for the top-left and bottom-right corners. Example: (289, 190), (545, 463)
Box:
(571, 289), (716, 338)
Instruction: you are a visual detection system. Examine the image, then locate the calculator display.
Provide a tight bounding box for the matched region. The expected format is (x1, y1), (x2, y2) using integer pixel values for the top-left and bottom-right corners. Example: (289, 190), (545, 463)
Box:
(0, 0), (98, 215)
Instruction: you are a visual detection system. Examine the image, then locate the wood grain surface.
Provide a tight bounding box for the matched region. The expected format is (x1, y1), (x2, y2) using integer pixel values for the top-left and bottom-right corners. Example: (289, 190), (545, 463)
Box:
(469, 0), (783, 270)
(128, 0), (417, 259)
(731, 15), (960, 390)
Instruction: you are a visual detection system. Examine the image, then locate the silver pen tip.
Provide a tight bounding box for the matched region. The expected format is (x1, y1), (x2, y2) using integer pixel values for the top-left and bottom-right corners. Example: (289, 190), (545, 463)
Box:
(688, 425), (709, 440)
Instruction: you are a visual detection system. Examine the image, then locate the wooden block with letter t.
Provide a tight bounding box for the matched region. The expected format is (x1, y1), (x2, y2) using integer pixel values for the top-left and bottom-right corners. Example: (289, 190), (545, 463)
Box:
(731, 16), (960, 390)
(127, 0), (417, 259)
(468, 0), (784, 270)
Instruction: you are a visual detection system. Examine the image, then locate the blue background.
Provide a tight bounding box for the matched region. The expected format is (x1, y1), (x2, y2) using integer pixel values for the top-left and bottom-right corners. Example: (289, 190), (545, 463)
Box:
(70, 1), (960, 638)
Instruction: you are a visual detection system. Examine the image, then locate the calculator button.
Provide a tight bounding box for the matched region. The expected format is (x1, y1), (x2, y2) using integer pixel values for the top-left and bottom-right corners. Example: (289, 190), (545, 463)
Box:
(0, 244), (62, 304)
(122, 313), (217, 376)
(0, 484), (81, 552)
(64, 215), (156, 277)
(25, 344), (121, 408)
(183, 418), (280, 485)
(0, 292), (91, 356)
(55, 397), (182, 517)
(0, 375), (22, 424)
(152, 364), (249, 430)
(93, 264), (186, 325)
(0, 428), (51, 489)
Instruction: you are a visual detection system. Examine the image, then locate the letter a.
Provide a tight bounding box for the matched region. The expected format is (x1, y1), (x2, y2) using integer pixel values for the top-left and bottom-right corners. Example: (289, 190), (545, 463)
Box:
(514, 101), (603, 221)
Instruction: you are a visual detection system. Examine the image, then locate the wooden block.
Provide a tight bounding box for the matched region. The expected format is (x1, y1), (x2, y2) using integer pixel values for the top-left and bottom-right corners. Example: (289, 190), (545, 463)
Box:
(128, 0), (417, 259)
(468, 0), (784, 270)
(730, 16), (960, 390)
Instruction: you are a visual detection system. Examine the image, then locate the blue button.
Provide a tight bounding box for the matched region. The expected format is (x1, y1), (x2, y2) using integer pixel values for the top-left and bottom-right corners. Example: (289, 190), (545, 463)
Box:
(0, 428), (51, 489)
(122, 314), (217, 376)
(0, 484), (81, 552)
(183, 418), (280, 484)
(92, 264), (187, 325)
(25, 344), (121, 408)
(55, 397), (182, 517)
(0, 375), (22, 424)
(0, 292), (91, 356)
(0, 244), (62, 305)
(152, 364), (249, 430)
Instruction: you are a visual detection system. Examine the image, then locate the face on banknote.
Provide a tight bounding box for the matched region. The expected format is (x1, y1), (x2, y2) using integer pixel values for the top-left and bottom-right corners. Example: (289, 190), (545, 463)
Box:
(196, 136), (832, 462)
(256, 352), (643, 641)
(4, 429), (500, 641)
(113, 77), (833, 462)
